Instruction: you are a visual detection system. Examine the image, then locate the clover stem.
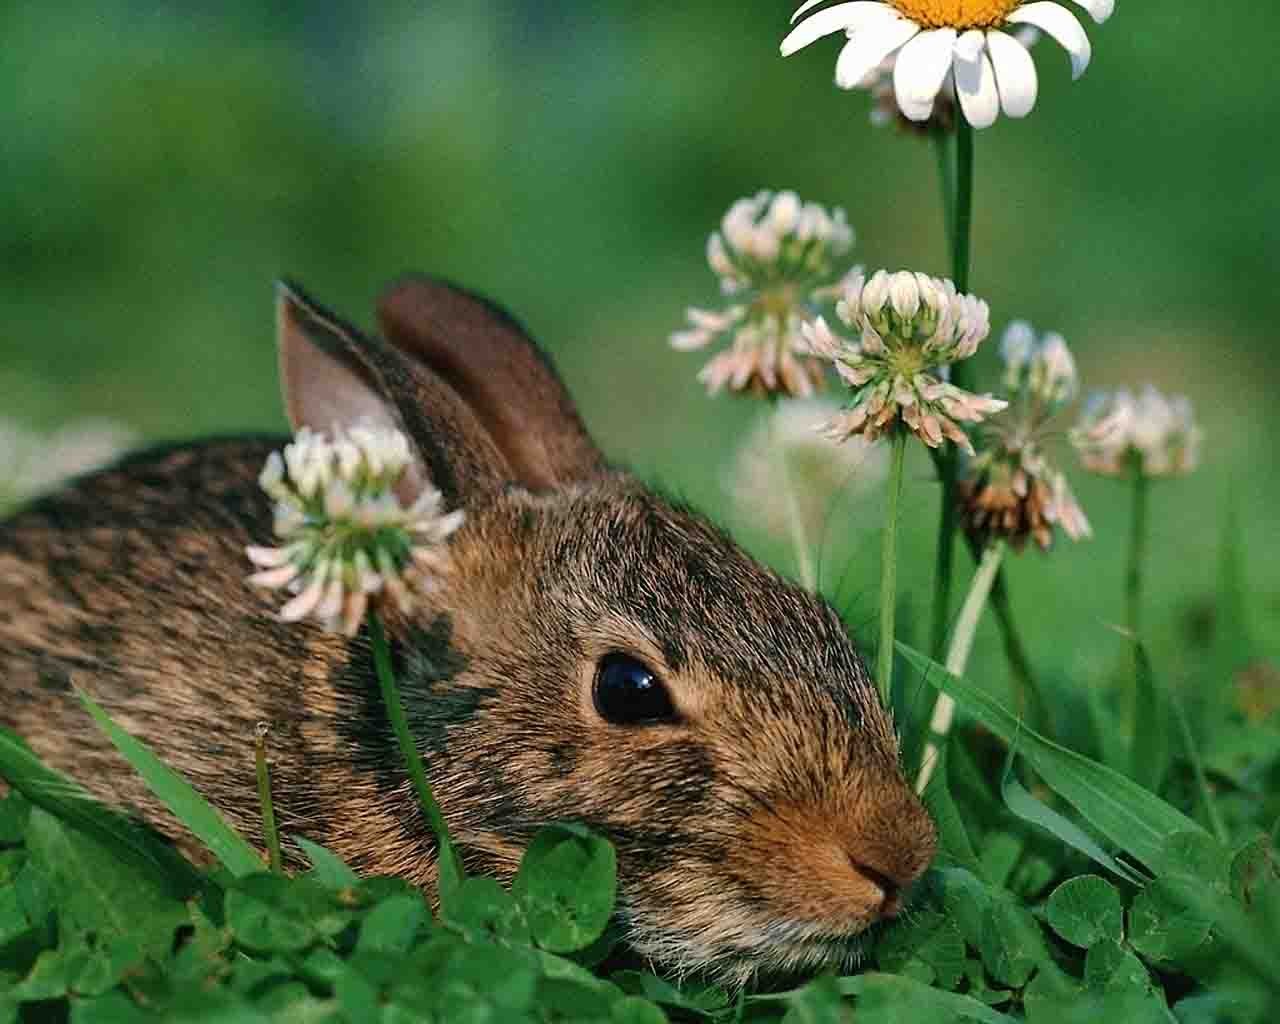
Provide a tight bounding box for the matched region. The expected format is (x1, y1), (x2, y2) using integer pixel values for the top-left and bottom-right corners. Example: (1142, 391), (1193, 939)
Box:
(1125, 451), (1149, 736)
(254, 723), (283, 874)
(917, 540), (1005, 793)
(369, 610), (464, 897)
(877, 428), (909, 707)
(768, 401), (817, 592)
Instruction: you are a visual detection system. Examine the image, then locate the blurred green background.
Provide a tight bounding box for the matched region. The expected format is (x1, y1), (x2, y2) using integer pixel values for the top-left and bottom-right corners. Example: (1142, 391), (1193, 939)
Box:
(3, 1), (1276, 705)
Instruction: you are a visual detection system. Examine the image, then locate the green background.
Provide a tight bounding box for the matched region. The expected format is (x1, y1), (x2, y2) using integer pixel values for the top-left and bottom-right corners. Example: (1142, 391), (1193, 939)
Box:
(2, 1), (1276, 707)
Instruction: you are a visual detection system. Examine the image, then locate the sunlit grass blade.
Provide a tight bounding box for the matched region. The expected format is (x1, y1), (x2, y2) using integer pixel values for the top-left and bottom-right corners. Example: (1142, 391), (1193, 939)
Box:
(77, 688), (263, 878)
(1000, 746), (1146, 886)
(0, 725), (201, 898)
(898, 642), (1228, 879)
(1130, 640), (1170, 794)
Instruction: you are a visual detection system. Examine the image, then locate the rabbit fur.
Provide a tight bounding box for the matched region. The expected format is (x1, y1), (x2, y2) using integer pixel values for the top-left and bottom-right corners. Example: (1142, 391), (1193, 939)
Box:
(0, 276), (936, 981)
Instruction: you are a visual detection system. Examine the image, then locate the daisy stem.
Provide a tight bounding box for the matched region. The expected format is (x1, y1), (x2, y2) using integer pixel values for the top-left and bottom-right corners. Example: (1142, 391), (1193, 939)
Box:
(769, 400), (817, 592)
(368, 610), (465, 898)
(917, 540), (1005, 793)
(928, 115), (973, 660)
(932, 129), (957, 255)
(952, 114), (974, 296)
(254, 723), (283, 874)
(877, 428), (909, 707)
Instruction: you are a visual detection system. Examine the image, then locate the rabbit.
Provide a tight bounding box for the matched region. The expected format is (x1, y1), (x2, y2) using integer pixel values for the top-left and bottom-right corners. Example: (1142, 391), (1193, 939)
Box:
(0, 276), (936, 981)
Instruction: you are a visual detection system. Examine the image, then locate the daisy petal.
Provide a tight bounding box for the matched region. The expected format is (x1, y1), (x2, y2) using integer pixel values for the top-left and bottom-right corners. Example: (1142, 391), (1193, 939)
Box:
(1068, 0), (1114, 24)
(835, 17), (919, 89)
(986, 30), (1038, 118)
(781, 2), (895, 56)
(954, 37), (999, 129)
(1008, 2), (1091, 79)
(893, 28), (958, 122)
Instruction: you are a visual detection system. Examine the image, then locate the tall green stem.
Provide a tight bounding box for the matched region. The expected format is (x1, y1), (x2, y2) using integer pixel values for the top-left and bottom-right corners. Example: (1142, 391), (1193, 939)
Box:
(918, 541), (1005, 792)
(1126, 453), (1148, 732)
(928, 115), (975, 662)
(877, 429), (908, 707)
(254, 723), (283, 874)
(369, 611), (463, 896)
(769, 401), (817, 592)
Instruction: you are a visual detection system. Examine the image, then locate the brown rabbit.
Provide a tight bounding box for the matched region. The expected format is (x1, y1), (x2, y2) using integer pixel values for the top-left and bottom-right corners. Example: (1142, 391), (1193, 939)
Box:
(0, 277), (935, 981)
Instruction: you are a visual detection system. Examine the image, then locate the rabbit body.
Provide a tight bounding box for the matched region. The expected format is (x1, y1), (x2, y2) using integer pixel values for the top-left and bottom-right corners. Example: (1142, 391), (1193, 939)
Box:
(0, 277), (935, 980)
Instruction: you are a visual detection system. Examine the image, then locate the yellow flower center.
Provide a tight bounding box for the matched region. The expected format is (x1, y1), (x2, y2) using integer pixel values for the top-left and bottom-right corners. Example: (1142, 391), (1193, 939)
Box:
(890, 0), (1021, 29)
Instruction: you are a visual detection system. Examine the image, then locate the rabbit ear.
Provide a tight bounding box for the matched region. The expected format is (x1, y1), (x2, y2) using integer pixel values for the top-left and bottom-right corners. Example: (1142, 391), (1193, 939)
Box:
(275, 279), (512, 505)
(375, 276), (608, 490)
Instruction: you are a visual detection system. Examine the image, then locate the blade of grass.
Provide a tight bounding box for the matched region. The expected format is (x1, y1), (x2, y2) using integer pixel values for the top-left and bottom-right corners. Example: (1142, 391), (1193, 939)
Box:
(1000, 745), (1146, 886)
(78, 689), (263, 877)
(898, 642), (1224, 879)
(0, 726), (201, 897)
(1130, 640), (1170, 794)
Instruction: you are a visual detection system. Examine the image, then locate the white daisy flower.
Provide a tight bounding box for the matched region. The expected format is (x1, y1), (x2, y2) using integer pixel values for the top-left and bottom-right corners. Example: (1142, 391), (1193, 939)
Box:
(781, 0), (1114, 129)
(248, 421), (464, 636)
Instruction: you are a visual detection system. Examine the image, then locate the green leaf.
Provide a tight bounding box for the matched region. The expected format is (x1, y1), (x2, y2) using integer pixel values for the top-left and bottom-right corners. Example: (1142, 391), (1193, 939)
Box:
(22, 808), (187, 955)
(937, 868), (992, 949)
(77, 689), (263, 878)
(512, 823), (617, 954)
(611, 997), (670, 1024)
(445, 876), (531, 944)
(0, 727), (199, 897)
(291, 835), (359, 889)
(1045, 876), (1124, 948)
(779, 975), (852, 1023)
(356, 893), (427, 955)
(835, 973), (1017, 1022)
(876, 909), (966, 990)
(980, 897), (1049, 989)
(1083, 939), (1153, 995)
(1128, 878), (1214, 963)
(0, 794), (29, 846)
(224, 874), (351, 954)
(898, 643), (1224, 879)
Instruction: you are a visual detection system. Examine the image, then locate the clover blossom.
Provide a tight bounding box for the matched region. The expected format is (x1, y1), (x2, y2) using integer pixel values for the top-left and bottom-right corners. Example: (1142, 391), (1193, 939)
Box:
(1071, 385), (1202, 478)
(958, 322), (1089, 550)
(246, 421), (463, 636)
(671, 190), (858, 398)
(802, 269), (1005, 453)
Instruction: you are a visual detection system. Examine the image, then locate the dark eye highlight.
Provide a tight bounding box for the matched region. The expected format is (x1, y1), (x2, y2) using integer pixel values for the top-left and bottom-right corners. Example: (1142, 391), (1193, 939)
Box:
(593, 653), (677, 725)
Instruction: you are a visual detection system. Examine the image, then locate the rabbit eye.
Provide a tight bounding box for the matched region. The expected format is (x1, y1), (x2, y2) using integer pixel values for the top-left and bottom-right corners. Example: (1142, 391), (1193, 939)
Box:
(593, 653), (677, 725)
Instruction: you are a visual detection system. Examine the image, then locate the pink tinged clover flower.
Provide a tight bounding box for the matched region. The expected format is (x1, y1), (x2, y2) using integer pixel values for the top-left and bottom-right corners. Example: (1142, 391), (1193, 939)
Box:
(1071, 386), (1203, 478)
(781, 0), (1113, 129)
(802, 269), (1006, 453)
(246, 421), (464, 637)
(671, 190), (859, 399)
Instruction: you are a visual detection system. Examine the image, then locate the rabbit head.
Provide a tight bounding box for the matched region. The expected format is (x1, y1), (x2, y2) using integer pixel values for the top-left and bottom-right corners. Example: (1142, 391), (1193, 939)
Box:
(277, 277), (937, 982)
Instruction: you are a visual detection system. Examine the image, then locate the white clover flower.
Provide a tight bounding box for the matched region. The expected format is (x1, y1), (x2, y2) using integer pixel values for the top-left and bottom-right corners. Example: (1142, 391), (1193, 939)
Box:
(727, 398), (887, 541)
(959, 322), (1089, 550)
(802, 269), (1006, 453)
(247, 421), (464, 636)
(781, 0), (1113, 129)
(671, 190), (858, 399)
(999, 320), (1077, 410)
(0, 417), (134, 510)
(1071, 386), (1203, 478)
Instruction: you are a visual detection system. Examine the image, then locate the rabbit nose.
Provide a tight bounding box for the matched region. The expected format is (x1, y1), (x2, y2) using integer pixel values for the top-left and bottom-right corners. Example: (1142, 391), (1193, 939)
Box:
(849, 859), (904, 918)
